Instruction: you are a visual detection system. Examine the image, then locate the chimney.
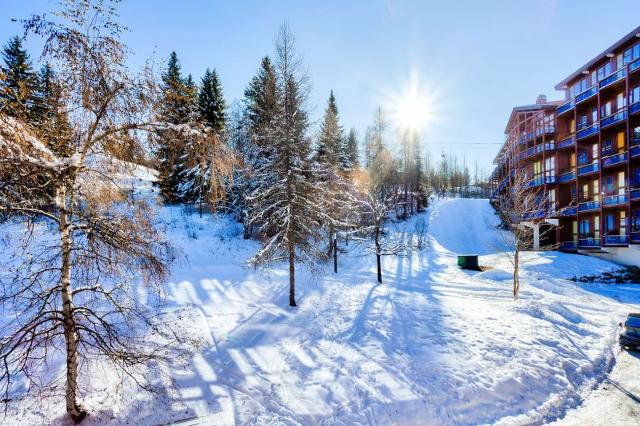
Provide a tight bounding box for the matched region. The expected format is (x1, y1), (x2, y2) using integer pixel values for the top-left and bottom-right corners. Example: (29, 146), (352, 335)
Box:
(536, 94), (548, 105)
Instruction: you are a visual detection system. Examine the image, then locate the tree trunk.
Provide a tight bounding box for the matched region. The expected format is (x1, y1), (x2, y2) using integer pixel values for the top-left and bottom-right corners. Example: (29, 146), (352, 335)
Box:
(333, 236), (338, 274)
(375, 225), (382, 284)
(288, 247), (296, 307)
(57, 185), (86, 422)
(327, 225), (334, 256)
(513, 245), (520, 300)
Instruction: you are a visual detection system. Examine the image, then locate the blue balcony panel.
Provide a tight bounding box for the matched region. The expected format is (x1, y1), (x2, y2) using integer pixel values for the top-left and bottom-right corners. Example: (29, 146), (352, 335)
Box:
(575, 85), (598, 104)
(578, 200), (600, 212)
(558, 171), (576, 183)
(577, 123), (599, 140)
(601, 109), (627, 129)
(631, 188), (640, 200)
(632, 231), (640, 243)
(602, 152), (628, 168)
(557, 100), (575, 116)
(603, 235), (629, 246)
(557, 136), (576, 149)
(577, 162), (599, 176)
(602, 193), (628, 206)
(599, 68), (627, 89)
(578, 238), (601, 248)
(630, 102), (640, 116)
(523, 209), (546, 220)
(631, 58), (640, 74)
(560, 206), (577, 216)
(630, 145), (640, 158)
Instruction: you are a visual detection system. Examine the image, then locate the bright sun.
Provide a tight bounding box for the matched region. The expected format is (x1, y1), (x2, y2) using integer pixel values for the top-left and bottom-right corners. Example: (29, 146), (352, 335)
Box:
(389, 74), (435, 132)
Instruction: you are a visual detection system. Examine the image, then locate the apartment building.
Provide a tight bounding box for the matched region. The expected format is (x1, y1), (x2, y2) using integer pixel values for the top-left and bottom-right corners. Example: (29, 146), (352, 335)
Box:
(491, 26), (640, 265)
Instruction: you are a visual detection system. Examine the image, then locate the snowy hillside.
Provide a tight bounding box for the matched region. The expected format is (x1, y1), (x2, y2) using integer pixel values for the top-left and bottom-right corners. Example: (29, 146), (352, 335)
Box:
(5, 196), (640, 425)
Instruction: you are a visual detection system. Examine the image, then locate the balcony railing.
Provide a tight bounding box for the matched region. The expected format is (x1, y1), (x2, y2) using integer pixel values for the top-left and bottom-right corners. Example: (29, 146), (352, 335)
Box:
(560, 206), (577, 216)
(578, 237), (601, 248)
(631, 58), (640, 74)
(577, 122), (599, 140)
(603, 235), (629, 246)
(577, 162), (599, 176)
(557, 170), (576, 183)
(602, 151), (628, 167)
(557, 135), (575, 149)
(578, 200), (600, 212)
(527, 176), (545, 187)
(630, 145), (640, 158)
(575, 85), (598, 104)
(523, 209), (546, 221)
(557, 99), (575, 116)
(519, 147), (534, 160)
(602, 193), (628, 206)
(630, 188), (640, 200)
(545, 175), (556, 184)
(599, 68), (627, 89)
(632, 231), (640, 243)
(559, 241), (577, 251)
(601, 108), (627, 128)
(630, 101), (640, 116)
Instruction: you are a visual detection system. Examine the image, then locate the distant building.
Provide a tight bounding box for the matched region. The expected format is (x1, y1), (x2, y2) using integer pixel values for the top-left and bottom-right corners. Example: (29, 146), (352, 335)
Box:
(491, 26), (640, 265)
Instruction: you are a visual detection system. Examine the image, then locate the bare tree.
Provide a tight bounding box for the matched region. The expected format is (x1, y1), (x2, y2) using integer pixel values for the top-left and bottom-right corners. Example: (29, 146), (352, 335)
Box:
(495, 170), (565, 299)
(0, 1), (208, 421)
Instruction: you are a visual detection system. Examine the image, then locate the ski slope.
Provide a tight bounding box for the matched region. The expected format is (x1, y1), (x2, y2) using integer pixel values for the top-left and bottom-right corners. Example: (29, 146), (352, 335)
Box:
(5, 197), (640, 425)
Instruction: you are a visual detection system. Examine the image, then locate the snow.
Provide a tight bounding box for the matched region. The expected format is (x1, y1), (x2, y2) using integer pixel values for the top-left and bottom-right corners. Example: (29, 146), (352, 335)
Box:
(3, 184), (640, 425)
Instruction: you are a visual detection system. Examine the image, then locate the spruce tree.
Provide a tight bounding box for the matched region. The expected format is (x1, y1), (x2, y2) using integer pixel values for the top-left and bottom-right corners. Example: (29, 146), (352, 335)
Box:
(197, 68), (226, 133)
(0, 36), (37, 120)
(32, 64), (72, 156)
(343, 128), (359, 170)
(156, 51), (194, 203)
(248, 24), (326, 307)
(315, 90), (343, 168)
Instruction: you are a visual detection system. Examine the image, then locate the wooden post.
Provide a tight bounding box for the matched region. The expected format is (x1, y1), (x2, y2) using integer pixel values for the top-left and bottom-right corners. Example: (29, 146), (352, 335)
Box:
(333, 234), (338, 274)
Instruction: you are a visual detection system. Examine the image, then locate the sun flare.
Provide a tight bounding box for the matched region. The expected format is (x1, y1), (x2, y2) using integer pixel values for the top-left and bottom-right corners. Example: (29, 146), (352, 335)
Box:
(389, 74), (435, 132)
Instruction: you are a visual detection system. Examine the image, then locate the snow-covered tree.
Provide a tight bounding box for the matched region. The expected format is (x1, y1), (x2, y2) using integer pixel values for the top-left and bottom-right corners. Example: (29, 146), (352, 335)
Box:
(0, 2), (206, 420)
(315, 90), (343, 168)
(248, 24), (327, 307)
(342, 127), (359, 171)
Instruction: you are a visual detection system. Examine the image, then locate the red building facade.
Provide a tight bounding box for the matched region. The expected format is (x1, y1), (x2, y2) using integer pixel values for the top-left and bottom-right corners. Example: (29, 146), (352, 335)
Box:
(492, 26), (640, 265)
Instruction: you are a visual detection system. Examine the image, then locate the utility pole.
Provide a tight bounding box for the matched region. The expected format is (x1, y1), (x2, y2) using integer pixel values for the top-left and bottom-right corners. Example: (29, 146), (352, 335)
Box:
(333, 232), (338, 273)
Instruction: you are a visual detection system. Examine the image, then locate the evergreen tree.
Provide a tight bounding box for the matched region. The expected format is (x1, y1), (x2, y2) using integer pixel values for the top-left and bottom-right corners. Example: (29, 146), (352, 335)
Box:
(197, 68), (226, 133)
(0, 36), (37, 120)
(156, 51), (195, 203)
(315, 90), (343, 168)
(342, 128), (359, 170)
(244, 56), (278, 136)
(32, 64), (73, 156)
(248, 24), (326, 307)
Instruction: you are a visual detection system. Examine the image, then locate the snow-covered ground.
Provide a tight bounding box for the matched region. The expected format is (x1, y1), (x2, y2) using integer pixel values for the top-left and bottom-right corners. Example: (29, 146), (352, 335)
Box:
(3, 169), (640, 425)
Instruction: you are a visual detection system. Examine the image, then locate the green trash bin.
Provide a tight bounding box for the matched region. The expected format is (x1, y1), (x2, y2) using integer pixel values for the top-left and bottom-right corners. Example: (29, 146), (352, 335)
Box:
(457, 254), (480, 271)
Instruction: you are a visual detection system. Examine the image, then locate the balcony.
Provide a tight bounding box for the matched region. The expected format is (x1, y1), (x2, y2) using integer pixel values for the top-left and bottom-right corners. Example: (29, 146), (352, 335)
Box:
(575, 85), (598, 104)
(578, 200), (600, 212)
(632, 231), (640, 243)
(577, 123), (599, 140)
(577, 162), (599, 176)
(601, 108), (627, 129)
(631, 58), (640, 74)
(557, 135), (575, 149)
(630, 101), (640, 116)
(630, 145), (640, 158)
(557, 99), (575, 116)
(545, 175), (556, 184)
(602, 193), (628, 207)
(602, 151), (628, 168)
(559, 241), (577, 251)
(527, 176), (545, 187)
(560, 205), (577, 216)
(603, 235), (629, 246)
(631, 188), (640, 200)
(578, 237), (601, 248)
(519, 146), (534, 160)
(523, 209), (546, 221)
(557, 170), (576, 183)
(599, 68), (627, 90)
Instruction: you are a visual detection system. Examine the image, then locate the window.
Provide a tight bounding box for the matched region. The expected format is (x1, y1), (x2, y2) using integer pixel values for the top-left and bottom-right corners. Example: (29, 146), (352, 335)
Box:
(621, 211), (627, 236)
(578, 115), (587, 130)
(623, 43), (640, 65)
(630, 86), (640, 104)
(594, 215), (600, 239)
(617, 54), (623, 70)
(618, 171), (626, 193)
(632, 210), (640, 232)
(603, 175), (614, 194)
(617, 92), (626, 109)
(578, 150), (588, 165)
(582, 183), (589, 200)
(602, 101), (612, 118)
(592, 143), (599, 161)
(633, 126), (640, 146)
(591, 108), (598, 123)
(633, 168), (640, 188)
(597, 62), (613, 80)
(605, 214), (615, 233)
(617, 132), (625, 150)
(602, 138), (613, 155)
(593, 179), (600, 201)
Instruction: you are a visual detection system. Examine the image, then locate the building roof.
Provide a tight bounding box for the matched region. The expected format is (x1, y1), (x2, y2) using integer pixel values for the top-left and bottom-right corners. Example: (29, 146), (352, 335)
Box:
(555, 25), (640, 90)
(503, 101), (560, 134)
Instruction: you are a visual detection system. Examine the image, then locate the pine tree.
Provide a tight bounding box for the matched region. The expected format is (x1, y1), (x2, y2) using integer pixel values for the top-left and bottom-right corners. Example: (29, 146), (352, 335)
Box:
(32, 64), (73, 156)
(197, 68), (226, 133)
(156, 52), (195, 203)
(315, 90), (343, 168)
(342, 128), (359, 171)
(0, 36), (37, 120)
(248, 24), (326, 307)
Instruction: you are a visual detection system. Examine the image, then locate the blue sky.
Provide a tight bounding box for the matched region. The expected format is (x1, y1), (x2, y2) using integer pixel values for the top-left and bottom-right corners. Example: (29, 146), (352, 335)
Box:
(2, 0), (640, 175)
